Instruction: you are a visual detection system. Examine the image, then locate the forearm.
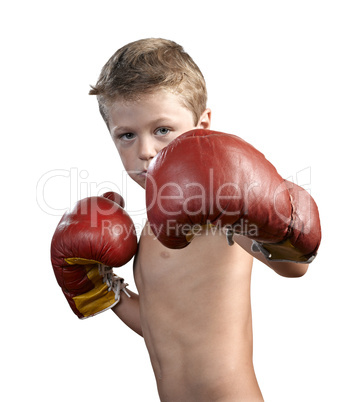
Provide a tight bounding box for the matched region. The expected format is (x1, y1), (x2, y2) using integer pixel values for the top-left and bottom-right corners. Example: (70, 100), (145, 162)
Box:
(112, 289), (143, 336)
(233, 234), (309, 278)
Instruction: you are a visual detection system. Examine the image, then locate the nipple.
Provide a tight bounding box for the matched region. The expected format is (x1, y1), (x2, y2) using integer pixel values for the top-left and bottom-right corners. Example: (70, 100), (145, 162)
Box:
(160, 251), (170, 259)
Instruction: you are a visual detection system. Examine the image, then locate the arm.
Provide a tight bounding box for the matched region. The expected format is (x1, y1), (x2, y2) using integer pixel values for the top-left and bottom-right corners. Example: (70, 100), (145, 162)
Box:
(145, 130), (321, 269)
(112, 289), (143, 337)
(234, 234), (309, 278)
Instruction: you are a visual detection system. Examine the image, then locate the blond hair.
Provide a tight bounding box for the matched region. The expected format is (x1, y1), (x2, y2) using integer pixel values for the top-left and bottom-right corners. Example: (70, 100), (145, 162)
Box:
(89, 38), (207, 127)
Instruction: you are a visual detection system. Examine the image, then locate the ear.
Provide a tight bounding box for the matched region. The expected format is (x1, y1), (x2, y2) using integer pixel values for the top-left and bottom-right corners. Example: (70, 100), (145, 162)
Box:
(197, 108), (212, 129)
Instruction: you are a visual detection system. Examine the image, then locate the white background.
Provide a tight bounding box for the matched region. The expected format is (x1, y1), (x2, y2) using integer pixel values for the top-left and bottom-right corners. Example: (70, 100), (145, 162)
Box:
(1, 1), (345, 401)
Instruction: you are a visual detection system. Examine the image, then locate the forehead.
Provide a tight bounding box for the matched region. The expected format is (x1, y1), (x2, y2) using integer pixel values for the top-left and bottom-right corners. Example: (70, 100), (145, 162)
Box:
(107, 90), (195, 129)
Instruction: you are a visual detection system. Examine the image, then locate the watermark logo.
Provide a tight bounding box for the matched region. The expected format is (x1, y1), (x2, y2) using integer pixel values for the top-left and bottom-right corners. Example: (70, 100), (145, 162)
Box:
(36, 167), (145, 216)
(38, 165), (314, 237)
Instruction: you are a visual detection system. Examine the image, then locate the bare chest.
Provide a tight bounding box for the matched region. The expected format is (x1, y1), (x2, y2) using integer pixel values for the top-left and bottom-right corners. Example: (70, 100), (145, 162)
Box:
(134, 221), (253, 306)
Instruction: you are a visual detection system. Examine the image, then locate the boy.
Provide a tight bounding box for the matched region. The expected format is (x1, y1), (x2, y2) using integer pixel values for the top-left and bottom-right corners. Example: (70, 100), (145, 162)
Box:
(52, 38), (321, 401)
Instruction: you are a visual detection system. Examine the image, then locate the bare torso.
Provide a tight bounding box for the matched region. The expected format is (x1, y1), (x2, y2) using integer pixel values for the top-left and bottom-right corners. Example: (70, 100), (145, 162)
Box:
(134, 221), (263, 401)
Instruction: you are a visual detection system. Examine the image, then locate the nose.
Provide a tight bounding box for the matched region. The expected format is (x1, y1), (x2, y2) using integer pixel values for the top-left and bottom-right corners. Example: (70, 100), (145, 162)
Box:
(138, 137), (157, 161)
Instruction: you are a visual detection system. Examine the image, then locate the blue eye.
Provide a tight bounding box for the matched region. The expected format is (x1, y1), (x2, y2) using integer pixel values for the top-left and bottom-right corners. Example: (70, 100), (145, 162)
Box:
(156, 128), (170, 136)
(120, 133), (135, 140)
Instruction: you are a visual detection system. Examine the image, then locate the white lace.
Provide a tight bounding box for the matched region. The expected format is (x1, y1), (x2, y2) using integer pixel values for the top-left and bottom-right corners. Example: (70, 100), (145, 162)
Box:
(98, 264), (131, 299)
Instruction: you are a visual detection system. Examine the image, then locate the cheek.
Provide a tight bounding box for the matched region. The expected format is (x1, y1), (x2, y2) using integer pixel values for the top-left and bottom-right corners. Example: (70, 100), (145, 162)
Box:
(122, 159), (137, 179)
(169, 128), (194, 144)
(119, 155), (138, 182)
(116, 147), (133, 169)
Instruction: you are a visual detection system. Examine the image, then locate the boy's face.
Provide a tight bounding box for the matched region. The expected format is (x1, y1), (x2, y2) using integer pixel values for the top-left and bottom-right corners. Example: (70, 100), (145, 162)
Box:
(108, 90), (211, 188)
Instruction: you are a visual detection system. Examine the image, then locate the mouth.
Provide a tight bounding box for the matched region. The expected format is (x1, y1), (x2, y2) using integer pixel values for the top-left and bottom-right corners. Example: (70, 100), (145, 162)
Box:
(137, 170), (147, 178)
(136, 170), (148, 188)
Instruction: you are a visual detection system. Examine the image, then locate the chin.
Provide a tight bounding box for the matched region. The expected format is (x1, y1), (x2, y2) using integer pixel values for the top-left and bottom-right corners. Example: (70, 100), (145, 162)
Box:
(130, 174), (146, 189)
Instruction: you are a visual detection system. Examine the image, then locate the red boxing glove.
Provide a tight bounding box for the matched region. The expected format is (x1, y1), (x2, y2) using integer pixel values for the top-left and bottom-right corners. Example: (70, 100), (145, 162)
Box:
(51, 192), (137, 318)
(146, 129), (321, 263)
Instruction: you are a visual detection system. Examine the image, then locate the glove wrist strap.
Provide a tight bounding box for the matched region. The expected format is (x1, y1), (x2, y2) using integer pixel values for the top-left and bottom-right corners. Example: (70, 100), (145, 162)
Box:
(98, 264), (131, 300)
